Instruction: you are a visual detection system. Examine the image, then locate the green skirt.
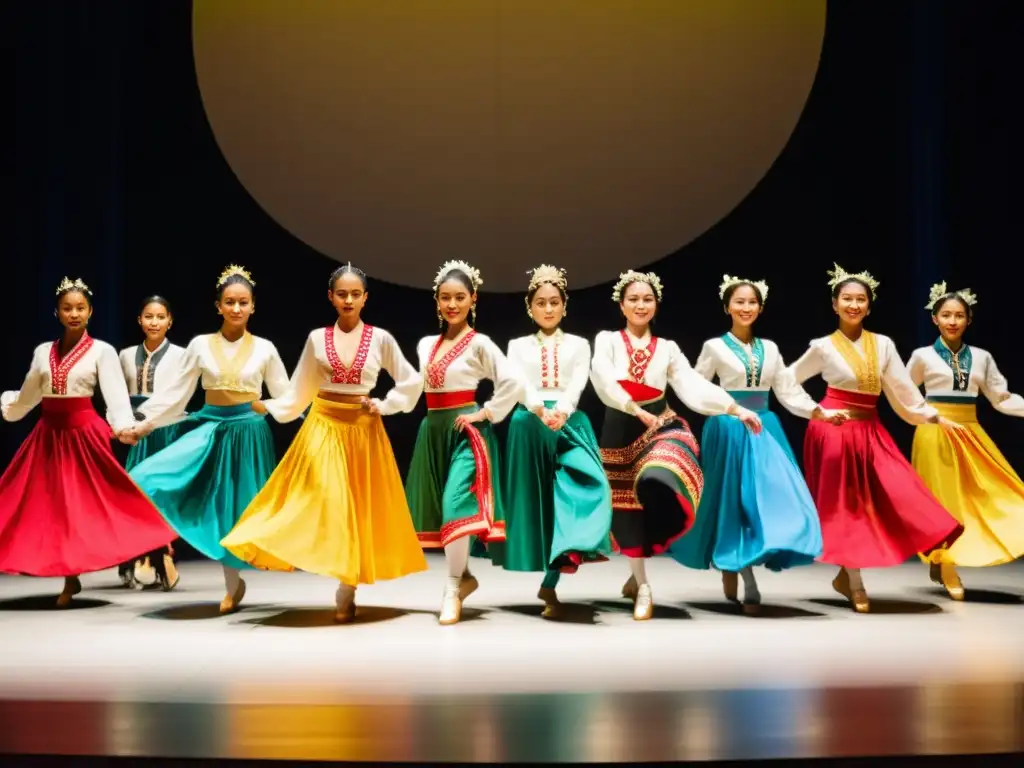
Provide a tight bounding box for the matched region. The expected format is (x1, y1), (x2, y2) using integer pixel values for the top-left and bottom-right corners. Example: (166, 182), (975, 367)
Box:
(502, 403), (612, 573)
(125, 395), (187, 471)
(406, 402), (506, 553)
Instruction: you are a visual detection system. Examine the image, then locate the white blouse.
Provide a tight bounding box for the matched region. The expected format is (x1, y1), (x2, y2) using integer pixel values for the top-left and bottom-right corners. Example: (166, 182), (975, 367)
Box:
(788, 331), (937, 424)
(907, 342), (1024, 418)
(118, 339), (188, 397)
(137, 332), (290, 428)
(264, 322), (422, 423)
(694, 334), (819, 419)
(1, 335), (136, 432)
(590, 329), (734, 416)
(506, 330), (591, 416)
(414, 330), (523, 424)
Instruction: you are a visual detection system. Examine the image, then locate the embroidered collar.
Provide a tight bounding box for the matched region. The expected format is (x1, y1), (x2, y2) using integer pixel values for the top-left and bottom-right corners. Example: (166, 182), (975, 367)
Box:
(933, 337), (972, 392)
(830, 330), (881, 395)
(620, 329), (658, 385)
(534, 328), (564, 346)
(721, 333), (765, 387)
(426, 330), (477, 389)
(325, 323), (374, 385)
(135, 339), (171, 395)
(208, 331), (256, 391)
(49, 332), (94, 395)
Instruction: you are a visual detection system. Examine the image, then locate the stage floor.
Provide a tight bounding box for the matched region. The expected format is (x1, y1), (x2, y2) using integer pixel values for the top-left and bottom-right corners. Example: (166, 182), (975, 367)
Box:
(1, 554), (1022, 762)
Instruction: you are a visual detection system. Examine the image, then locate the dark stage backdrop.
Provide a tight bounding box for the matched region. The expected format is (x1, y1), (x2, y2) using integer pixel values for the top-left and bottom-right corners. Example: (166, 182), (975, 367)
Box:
(5, 2), (1022, 506)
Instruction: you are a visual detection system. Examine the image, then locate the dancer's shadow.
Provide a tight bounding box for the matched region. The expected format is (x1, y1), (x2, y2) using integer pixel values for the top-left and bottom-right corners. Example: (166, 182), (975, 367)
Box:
(240, 605), (431, 628)
(685, 601), (826, 619)
(499, 603), (599, 625)
(140, 602), (273, 621)
(809, 597), (942, 615)
(919, 587), (1023, 605)
(590, 599), (692, 620)
(0, 595), (111, 611)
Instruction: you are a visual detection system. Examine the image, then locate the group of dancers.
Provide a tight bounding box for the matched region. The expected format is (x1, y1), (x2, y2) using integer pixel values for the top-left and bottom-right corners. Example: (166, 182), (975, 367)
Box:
(0, 260), (1021, 624)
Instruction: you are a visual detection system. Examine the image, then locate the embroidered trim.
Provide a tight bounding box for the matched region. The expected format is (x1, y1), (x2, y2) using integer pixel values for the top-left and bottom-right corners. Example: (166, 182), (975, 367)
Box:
(325, 324), (374, 385)
(207, 331), (256, 391)
(536, 329), (563, 389)
(721, 333), (765, 387)
(620, 330), (658, 384)
(49, 333), (94, 395)
(829, 330), (881, 395)
(134, 339), (170, 396)
(600, 426), (700, 466)
(425, 330), (477, 389)
(933, 338), (972, 392)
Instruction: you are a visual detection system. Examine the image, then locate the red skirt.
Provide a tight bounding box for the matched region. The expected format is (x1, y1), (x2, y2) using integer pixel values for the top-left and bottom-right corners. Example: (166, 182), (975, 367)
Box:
(803, 387), (962, 567)
(0, 397), (175, 577)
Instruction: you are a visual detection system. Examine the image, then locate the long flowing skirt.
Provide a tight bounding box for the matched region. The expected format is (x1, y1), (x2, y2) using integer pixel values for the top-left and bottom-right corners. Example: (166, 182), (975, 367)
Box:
(0, 397), (174, 576)
(124, 396), (187, 471)
(501, 402), (613, 573)
(599, 397), (703, 558)
(129, 403), (275, 569)
(406, 399), (506, 550)
(912, 399), (1024, 567)
(221, 397), (427, 585)
(803, 387), (962, 567)
(669, 392), (822, 572)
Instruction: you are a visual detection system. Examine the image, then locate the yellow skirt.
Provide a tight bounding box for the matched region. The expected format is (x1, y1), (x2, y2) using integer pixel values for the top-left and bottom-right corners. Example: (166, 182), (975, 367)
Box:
(221, 397), (427, 585)
(912, 401), (1024, 567)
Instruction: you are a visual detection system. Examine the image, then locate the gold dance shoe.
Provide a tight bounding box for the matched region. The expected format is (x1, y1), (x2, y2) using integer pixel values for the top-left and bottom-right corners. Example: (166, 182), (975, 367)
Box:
(633, 583), (654, 621)
(460, 573), (479, 602)
(538, 587), (562, 619)
(219, 579), (246, 615)
(832, 568), (869, 613)
(55, 576), (82, 609)
(161, 555), (180, 591)
(722, 571), (739, 604)
(940, 562), (964, 601)
(622, 574), (638, 601)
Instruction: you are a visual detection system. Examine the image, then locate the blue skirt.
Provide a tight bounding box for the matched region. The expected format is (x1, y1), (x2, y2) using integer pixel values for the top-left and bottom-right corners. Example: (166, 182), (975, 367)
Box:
(129, 403), (275, 568)
(669, 391), (822, 572)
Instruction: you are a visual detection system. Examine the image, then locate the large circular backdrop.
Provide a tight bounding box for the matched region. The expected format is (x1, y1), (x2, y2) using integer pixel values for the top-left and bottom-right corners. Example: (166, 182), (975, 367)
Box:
(193, 0), (826, 292)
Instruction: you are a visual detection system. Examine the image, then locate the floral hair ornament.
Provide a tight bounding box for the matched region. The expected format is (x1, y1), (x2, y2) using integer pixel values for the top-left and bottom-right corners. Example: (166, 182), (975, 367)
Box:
(433, 260), (483, 291)
(611, 269), (663, 303)
(55, 277), (91, 296)
(217, 264), (256, 288)
(826, 262), (879, 299)
(524, 264), (569, 318)
(526, 264), (568, 293)
(719, 274), (769, 304)
(925, 281), (978, 311)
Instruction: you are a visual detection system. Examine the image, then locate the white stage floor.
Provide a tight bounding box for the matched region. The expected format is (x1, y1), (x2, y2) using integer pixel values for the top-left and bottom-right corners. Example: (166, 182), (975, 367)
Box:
(1, 554), (1022, 706)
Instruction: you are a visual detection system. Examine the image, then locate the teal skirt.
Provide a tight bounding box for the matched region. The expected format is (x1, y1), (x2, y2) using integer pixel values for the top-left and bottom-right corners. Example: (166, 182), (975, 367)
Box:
(668, 390), (822, 572)
(502, 403), (612, 573)
(128, 403), (275, 568)
(125, 395), (188, 471)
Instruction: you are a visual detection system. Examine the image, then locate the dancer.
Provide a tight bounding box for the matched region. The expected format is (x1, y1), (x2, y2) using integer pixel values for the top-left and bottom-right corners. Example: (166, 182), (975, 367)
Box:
(127, 266), (290, 614)
(405, 260), (524, 625)
(502, 265), (613, 618)
(907, 283), (1024, 598)
(591, 269), (763, 621)
(669, 276), (843, 614)
(0, 277), (174, 607)
(221, 264), (427, 622)
(117, 295), (187, 591)
(789, 264), (963, 612)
